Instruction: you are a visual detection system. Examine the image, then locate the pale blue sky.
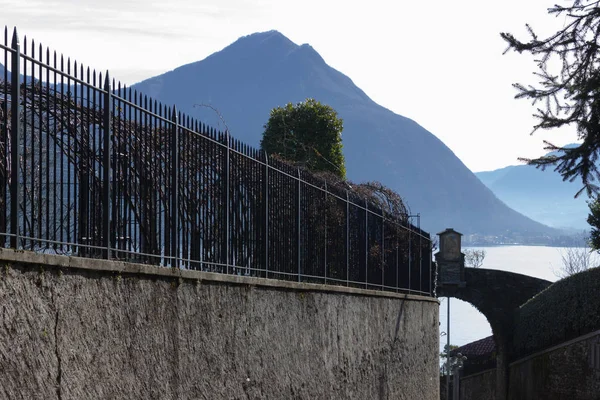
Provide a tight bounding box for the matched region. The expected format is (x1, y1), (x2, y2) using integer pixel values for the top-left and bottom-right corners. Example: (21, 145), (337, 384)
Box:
(1, 0), (578, 172)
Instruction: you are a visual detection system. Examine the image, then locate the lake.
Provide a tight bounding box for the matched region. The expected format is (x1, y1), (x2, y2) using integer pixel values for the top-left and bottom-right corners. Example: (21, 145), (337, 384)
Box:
(437, 245), (593, 354)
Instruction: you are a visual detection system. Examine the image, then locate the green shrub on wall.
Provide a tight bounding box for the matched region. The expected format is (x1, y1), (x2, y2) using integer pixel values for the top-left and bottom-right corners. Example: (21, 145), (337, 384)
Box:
(513, 266), (600, 358)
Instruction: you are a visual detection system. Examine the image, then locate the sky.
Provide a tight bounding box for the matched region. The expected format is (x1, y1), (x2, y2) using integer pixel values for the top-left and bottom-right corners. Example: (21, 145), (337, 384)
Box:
(1, 0), (580, 172)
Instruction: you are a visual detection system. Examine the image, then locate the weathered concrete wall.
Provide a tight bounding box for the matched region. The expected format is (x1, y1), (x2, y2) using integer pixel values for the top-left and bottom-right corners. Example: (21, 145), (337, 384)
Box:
(460, 369), (496, 400)
(0, 250), (439, 400)
(508, 331), (600, 400)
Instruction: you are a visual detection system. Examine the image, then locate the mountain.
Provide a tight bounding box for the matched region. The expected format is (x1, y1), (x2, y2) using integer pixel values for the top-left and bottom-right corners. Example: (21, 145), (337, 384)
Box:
(475, 148), (591, 230)
(0, 62), (20, 82)
(476, 166), (515, 188)
(0, 63), (7, 79)
(130, 30), (555, 237)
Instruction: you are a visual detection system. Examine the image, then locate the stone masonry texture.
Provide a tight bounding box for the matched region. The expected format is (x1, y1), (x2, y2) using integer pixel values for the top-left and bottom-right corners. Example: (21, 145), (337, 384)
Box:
(0, 258), (439, 400)
(509, 335), (600, 400)
(460, 369), (496, 400)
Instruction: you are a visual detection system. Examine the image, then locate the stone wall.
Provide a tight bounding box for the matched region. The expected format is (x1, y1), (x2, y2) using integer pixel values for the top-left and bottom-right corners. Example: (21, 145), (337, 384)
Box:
(508, 330), (600, 400)
(456, 329), (600, 400)
(0, 250), (439, 400)
(460, 369), (496, 400)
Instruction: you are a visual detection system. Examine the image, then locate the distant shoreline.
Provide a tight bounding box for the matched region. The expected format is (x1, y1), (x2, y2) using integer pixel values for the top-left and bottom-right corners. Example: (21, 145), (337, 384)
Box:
(463, 243), (588, 248)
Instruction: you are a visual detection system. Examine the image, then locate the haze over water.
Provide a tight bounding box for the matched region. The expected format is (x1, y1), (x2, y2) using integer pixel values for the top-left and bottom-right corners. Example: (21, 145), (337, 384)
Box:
(439, 246), (572, 352)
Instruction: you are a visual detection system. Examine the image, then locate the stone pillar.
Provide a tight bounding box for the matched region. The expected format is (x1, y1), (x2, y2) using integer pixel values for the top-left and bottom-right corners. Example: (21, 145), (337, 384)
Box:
(495, 334), (509, 400)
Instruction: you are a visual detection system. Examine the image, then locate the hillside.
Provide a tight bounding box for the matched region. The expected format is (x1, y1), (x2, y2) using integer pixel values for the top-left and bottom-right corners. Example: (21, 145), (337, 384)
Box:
(128, 32), (556, 236)
(475, 152), (590, 230)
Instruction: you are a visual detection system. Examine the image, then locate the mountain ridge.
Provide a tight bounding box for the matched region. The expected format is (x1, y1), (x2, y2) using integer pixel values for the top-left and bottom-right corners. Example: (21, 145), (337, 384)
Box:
(0, 30), (545, 238)
(475, 146), (590, 230)
(131, 30), (556, 236)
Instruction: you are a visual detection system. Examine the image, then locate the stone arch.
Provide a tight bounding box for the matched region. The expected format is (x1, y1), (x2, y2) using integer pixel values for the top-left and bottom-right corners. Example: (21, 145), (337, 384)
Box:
(438, 268), (551, 400)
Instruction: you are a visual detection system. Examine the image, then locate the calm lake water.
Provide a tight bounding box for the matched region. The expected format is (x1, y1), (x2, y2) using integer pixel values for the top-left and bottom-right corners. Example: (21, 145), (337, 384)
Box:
(438, 245), (583, 353)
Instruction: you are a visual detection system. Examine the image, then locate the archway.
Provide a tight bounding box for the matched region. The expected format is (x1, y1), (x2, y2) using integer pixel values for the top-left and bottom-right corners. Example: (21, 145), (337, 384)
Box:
(438, 268), (551, 400)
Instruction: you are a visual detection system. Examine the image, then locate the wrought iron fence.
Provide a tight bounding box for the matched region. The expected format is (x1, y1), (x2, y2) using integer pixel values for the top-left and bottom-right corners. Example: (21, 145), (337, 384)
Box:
(0, 27), (434, 296)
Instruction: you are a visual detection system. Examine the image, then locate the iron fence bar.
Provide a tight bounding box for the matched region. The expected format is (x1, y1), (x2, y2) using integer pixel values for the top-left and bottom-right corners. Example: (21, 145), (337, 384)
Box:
(264, 150), (269, 277)
(102, 72), (111, 259)
(1, 27), (7, 244)
(346, 189), (349, 287)
(9, 28), (20, 249)
(364, 197), (368, 289)
(418, 214), (422, 293)
(59, 55), (65, 249)
(297, 168), (301, 282)
(381, 213), (384, 290)
(396, 227), (399, 293)
(408, 215), (412, 292)
(225, 131), (230, 274)
(429, 237), (433, 296)
(171, 106), (179, 267)
(22, 37), (27, 247)
(69, 58), (75, 250)
(324, 180), (328, 284)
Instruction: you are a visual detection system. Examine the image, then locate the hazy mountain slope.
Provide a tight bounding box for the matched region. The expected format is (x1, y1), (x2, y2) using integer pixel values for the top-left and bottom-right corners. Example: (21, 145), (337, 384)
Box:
(131, 31), (554, 236)
(476, 166), (514, 188)
(0, 63), (9, 80)
(475, 154), (590, 229)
